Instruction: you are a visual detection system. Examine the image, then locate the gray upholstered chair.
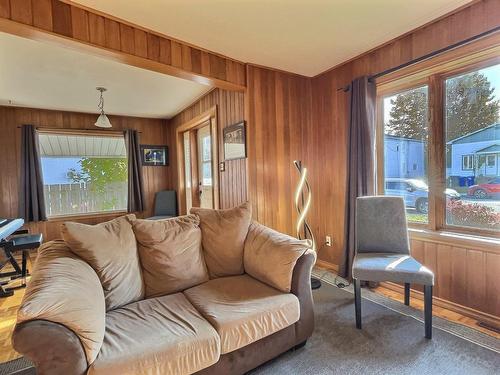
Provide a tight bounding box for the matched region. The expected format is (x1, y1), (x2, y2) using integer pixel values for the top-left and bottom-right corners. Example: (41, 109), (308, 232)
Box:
(147, 190), (178, 220)
(352, 196), (435, 339)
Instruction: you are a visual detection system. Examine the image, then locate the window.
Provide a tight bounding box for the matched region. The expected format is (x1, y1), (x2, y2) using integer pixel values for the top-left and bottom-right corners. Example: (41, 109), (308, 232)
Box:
(38, 132), (128, 217)
(378, 53), (500, 235)
(201, 135), (212, 186)
(462, 155), (474, 170)
(381, 86), (429, 223)
(445, 63), (500, 232)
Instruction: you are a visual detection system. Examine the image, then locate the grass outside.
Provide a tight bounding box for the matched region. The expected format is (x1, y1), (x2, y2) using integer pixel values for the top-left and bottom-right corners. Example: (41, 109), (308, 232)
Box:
(407, 211), (428, 224)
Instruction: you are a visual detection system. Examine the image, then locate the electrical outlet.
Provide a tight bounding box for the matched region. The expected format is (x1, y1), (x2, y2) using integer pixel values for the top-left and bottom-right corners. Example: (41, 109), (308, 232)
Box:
(325, 235), (332, 247)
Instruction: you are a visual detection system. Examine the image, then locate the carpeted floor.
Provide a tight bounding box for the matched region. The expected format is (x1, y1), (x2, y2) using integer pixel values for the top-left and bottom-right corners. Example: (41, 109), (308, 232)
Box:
(2, 279), (499, 375)
(251, 278), (500, 375)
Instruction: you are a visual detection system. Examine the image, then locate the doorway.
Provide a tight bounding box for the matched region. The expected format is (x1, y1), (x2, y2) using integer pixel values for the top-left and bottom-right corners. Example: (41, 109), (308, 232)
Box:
(176, 107), (219, 214)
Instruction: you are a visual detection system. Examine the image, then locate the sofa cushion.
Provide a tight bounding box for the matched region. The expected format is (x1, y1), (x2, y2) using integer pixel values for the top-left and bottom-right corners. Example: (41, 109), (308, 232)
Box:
(184, 274), (300, 354)
(244, 222), (311, 292)
(88, 293), (220, 375)
(190, 202), (251, 278)
(61, 214), (144, 311)
(132, 215), (209, 298)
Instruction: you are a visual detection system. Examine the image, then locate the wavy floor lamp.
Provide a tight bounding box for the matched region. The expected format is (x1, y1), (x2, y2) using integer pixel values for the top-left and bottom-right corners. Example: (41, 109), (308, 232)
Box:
(294, 160), (321, 290)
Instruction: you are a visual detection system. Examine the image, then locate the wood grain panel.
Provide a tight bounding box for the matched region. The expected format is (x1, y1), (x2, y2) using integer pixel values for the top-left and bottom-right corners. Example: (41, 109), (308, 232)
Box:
(51, 0), (71, 37)
(88, 12), (105, 47)
(70, 6), (88, 42)
(0, 106), (172, 241)
(245, 65), (313, 239)
(169, 89), (246, 210)
(119, 23), (135, 54)
(32, 0), (52, 31)
(0, 0), (10, 18)
(10, 0), (30, 24)
(0, 0), (245, 90)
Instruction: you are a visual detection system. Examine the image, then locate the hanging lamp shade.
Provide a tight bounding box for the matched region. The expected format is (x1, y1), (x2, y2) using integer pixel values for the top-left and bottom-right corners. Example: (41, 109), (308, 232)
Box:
(95, 113), (112, 128)
(95, 87), (112, 128)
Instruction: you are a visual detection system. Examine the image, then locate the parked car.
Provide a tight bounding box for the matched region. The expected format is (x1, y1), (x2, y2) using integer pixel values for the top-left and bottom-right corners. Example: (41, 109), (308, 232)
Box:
(467, 178), (500, 198)
(385, 178), (461, 213)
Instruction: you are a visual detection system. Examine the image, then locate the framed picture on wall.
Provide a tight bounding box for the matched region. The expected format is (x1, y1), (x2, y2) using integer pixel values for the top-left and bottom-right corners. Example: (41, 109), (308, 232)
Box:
(223, 121), (246, 160)
(140, 145), (169, 166)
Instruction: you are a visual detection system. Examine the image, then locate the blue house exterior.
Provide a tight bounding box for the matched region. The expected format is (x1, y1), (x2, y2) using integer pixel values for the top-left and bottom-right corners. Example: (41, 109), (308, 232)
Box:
(447, 123), (500, 178)
(384, 135), (426, 179)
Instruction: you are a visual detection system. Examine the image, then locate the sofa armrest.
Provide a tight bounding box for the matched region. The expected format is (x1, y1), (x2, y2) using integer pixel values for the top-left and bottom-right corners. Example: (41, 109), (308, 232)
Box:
(291, 249), (316, 343)
(12, 240), (106, 373)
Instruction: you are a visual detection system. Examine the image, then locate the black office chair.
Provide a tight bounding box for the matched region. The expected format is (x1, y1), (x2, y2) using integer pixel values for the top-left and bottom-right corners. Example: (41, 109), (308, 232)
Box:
(147, 190), (178, 220)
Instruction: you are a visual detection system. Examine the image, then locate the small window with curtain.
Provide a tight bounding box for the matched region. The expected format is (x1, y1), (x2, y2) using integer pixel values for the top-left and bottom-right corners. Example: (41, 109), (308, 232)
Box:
(37, 131), (128, 217)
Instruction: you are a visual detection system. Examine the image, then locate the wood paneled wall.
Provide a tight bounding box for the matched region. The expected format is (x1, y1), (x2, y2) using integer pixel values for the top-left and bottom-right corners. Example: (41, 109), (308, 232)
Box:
(0, 106), (171, 240)
(245, 66), (313, 237)
(241, 0), (500, 319)
(408, 237), (499, 319)
(169, 89), (247, 209)
(0, 0), (245, 90)
(310, 0), (500, 266)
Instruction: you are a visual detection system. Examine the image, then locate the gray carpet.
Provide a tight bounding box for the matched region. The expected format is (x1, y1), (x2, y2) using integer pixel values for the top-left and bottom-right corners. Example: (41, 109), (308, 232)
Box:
(250, 279), (500, 375)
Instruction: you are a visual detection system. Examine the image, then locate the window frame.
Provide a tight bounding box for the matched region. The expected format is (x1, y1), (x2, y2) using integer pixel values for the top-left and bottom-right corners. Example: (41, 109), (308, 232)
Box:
(375, 35), (500, 239)
(461, 155), (474, 170)
(36, 128), (129, 220)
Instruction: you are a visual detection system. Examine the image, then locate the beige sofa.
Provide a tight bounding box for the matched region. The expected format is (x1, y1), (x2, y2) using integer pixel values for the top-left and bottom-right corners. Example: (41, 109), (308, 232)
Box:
(12, 203), (316, 375)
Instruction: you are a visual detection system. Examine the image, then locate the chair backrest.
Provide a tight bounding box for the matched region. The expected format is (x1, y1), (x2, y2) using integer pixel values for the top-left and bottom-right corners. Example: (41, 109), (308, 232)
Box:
(355, 196), (410, 255)
(153, 190), (178, 217)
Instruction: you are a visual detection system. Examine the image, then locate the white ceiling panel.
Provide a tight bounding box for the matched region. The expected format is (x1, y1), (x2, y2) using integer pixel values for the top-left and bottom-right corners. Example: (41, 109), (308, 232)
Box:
(0, 32), (212, 118)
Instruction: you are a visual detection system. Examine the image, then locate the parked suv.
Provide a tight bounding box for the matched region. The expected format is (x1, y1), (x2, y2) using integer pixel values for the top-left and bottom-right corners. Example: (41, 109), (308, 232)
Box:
(385, 178), (461, 213)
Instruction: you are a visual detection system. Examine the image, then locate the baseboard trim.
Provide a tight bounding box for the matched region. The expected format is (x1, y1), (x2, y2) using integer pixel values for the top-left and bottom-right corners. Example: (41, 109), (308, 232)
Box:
(380, 281), (500, 330)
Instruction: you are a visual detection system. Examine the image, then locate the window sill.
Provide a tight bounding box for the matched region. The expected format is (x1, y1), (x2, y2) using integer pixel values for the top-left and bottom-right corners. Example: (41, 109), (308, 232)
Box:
(47, 210), (128, 222)
(409, 227), (500, 254)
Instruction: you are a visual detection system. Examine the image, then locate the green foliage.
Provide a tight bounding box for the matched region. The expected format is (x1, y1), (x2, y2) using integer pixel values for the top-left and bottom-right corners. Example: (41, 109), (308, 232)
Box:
(68, 158), (128, 194)
(386, 87), (428, 140)
(445, 72), (499, 141)
(386, 72), (499, 141)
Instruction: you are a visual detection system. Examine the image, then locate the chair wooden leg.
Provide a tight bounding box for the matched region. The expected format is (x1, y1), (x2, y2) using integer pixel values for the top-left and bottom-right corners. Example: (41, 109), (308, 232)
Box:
(354, 278), (361, 329)
(424, 285), (433, 339)
(404, 283), (410, 306)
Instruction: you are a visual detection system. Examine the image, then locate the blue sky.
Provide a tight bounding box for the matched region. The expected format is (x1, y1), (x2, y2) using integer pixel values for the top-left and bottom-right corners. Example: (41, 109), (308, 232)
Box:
(41, 157), (82, 185)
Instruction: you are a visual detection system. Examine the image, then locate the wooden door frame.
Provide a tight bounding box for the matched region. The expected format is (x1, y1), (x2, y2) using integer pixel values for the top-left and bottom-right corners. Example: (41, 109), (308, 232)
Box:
(176, 106), (219, 214)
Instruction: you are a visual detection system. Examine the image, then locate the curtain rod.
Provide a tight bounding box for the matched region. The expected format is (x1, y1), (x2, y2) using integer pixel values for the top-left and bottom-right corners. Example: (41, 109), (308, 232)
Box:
(337, 25), (500, 93)
(16, 126), (142, 134)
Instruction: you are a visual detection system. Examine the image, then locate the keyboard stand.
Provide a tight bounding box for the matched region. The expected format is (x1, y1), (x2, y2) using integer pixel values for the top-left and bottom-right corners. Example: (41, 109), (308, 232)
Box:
(0, 231), (42, 297)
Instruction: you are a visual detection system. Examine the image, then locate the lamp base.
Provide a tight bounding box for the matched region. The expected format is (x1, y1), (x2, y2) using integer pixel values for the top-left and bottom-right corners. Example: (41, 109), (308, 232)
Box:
(311, 276), (322, 290)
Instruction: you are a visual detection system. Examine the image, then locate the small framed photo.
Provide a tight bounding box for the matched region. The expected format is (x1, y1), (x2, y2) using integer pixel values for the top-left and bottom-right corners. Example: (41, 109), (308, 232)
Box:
(140, 145), (168, 166)
(223, 121), (246, 160)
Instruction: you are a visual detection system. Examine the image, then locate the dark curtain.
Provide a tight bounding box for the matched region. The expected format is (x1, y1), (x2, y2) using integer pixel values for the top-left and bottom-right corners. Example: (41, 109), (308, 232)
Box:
(19, 125), (47, 222)
(125, 129), (145, 212)
(339, 76), (376, 279)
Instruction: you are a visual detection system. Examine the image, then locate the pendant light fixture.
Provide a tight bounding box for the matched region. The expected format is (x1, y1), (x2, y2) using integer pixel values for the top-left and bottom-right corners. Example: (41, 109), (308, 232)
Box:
(95, 87), (112, 128)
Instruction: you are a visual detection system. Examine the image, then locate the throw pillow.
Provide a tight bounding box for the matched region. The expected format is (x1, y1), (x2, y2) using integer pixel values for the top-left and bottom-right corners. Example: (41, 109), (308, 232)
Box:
(190, 202), (252, 278)
(132, 215), (209, 297)
(61, 214), (144, 311)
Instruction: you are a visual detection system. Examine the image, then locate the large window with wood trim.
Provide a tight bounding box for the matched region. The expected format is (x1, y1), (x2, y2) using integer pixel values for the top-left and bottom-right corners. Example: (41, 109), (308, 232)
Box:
(377, 54), (500, 235)
(38, 131), (128, 218)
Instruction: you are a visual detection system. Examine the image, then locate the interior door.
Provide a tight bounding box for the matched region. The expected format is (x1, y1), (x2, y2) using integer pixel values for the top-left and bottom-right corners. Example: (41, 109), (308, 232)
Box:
(197, 124), (214, 208)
